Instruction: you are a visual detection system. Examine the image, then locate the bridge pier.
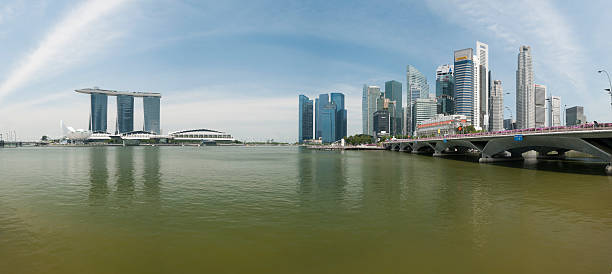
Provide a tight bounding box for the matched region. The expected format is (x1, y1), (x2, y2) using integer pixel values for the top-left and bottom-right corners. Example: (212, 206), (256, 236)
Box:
(606, 164), (612, 175)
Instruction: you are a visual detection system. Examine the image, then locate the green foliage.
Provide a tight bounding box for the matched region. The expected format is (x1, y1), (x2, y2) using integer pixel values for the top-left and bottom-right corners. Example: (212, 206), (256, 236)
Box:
(41, 135), (48, 141)
(344, 134), (374, 145)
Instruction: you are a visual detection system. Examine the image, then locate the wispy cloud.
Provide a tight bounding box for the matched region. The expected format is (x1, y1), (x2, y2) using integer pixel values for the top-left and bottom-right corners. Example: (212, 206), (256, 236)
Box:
(0, 0), (129, 103)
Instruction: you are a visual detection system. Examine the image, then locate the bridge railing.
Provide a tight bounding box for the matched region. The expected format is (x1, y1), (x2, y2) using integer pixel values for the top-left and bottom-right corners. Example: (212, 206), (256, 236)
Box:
(386, 123), (612, 143)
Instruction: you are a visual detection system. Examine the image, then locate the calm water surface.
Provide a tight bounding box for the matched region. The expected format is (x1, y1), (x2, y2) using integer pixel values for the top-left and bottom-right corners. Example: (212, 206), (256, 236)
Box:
(0, 146), (611, 273)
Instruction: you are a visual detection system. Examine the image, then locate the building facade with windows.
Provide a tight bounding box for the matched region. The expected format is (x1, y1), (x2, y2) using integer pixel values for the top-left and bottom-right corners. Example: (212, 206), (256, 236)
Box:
(535, 84), (546, 128)
(406, 65), (429, 135)
(516, 45), (535, 129)
(415, 114), (468, 137)
(436, 64), (454, 115)
(453, 48), (475, 127)
(298, 95), (314, 143)
(385, 80), (403, 135)
(489, 80), (504, 131)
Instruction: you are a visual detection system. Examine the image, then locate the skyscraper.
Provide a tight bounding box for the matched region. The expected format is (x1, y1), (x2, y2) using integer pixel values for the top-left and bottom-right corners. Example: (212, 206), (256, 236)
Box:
(319, 103), (337, 143)
(476, 41), (489, 131)
(362, 85), (382, 136)
(384, 80), (403, 136)
(143, 96), (161, 134)
(298, 95), (313, 143)
(90, 93), (108, 133)
(116, 95), (134, 134)
(473, 53), (481, 129)
(454, 48), (475, 126)
(436, 64), (454, 115)
(373, 110), (390, 136)
(330, 92), (347, 140)
(548, 96), (561, 127)
(406, 65), (429, 135)
(489, 80), (504, 131)
(535, 84), (546, 128)
(412, 98), (436, 129)
(315, 94), (329, 139)
(566, 106), (586, 126)
(516, 45), (535, 129)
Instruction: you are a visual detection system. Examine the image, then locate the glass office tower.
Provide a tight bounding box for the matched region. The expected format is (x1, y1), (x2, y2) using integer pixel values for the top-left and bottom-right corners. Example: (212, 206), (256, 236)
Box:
(454, 48), (475, 124)
(436, 64), (454, 115)
(298, 95), (314, 143)
(143, 96), (161, 134)
(384, 80), (402, 135)
(319, 103), (337, 143)
(90, 93), (108, 133)
(330, 92), (347, 140)
(116, 95), (134, 134)
(315, 94), (329, 139)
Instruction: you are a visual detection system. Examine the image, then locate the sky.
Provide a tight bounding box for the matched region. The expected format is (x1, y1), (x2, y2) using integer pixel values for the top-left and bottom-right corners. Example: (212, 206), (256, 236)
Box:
(0, 0), (611, 142)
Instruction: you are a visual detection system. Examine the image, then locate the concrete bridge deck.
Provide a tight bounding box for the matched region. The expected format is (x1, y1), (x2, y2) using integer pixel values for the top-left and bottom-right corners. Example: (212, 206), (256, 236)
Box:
(383, 123), (612, 174)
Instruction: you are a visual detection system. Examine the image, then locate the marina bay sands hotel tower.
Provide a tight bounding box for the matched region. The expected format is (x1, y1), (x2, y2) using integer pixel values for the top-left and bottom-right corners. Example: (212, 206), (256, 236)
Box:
(75, 88), (162, 134)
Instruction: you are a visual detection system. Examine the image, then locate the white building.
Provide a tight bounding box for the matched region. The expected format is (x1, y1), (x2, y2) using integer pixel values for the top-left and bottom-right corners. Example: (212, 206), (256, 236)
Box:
(412, 98), (437, 133)
(362, 85), (381, 136)
(516, 45), (535, 129)
(476, 41), (489, 131)
(473, 53), (481, 130)
(535, 84), (546, 128)
(489, 80), (504, 131)
(548, 96), (561, 127)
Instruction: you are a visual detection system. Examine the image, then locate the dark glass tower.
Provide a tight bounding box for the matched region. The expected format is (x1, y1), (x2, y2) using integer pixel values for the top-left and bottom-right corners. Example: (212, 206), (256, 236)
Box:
(143, 96), (161, 134)
(436, 64), (455, 115)
(116, 95), (134, 134)
(90, 93), (108, 133)
(298, 95), (314, 143)
(330, 92), (347, 140)
(384, 80), (402, 135)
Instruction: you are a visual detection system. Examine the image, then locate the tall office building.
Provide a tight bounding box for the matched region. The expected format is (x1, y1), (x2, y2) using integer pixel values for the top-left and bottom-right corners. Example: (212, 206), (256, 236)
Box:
(116, 95), (134, 134)
(406, 65), (429, 135)
(298, 95), (314, 143)
(548, 96), (561, 127)
(362, 85), (382, 136)
(90, 93), (108, 133)
(373, 110), (390, 136)
(503, 119), (516, 130)
(384, 80), (403, 135)
(473, 53), (481, 129)
(436, 64), (454, 115)
(330, 92), (347, 140)
(516, 45), (535, 129)
(489, 80), (504, 131)
(412, 98), (436, 128)
(566, 106), (586, 126)
(318, 103), (337, 143)
(476, 41), (489, 131)
(315, 94), (329, 139)
(143, 96), (161, 134)
(454, 48), (475, 126)
(534, 84), (546, 128)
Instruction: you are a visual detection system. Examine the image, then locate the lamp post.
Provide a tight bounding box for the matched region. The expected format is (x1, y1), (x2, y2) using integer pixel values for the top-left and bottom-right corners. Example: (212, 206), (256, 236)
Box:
(597, 70), (612, 111)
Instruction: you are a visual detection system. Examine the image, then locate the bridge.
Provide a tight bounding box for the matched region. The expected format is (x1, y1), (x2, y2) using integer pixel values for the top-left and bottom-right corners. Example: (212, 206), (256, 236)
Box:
(383, 123), (612, 174)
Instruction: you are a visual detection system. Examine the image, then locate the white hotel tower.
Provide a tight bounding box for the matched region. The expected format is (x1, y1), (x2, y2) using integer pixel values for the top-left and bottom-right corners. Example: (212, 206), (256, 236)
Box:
(516, 45), (535, 129)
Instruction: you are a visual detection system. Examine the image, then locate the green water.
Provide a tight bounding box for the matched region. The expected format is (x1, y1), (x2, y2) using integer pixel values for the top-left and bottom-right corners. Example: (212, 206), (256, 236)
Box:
(0, 146), (611, 273)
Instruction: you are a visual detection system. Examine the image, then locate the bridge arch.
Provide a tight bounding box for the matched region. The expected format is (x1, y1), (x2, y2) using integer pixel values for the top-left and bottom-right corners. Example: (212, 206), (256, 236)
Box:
(481, 136), (612, 161)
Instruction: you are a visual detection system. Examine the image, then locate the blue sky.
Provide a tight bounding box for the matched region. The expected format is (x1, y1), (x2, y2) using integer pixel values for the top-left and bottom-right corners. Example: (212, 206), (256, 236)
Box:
(0, 0), (611, 141)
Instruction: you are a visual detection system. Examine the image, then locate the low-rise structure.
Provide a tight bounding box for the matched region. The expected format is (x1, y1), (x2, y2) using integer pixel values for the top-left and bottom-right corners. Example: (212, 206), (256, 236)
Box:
(415, 114), (468, 137)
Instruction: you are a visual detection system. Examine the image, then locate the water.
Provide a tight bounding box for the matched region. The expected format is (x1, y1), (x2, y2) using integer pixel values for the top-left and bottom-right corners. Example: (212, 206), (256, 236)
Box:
(0, 146), (611, 273)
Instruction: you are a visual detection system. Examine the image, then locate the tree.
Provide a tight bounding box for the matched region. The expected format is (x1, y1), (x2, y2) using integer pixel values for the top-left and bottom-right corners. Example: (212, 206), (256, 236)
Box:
(41, 135), (48, 141)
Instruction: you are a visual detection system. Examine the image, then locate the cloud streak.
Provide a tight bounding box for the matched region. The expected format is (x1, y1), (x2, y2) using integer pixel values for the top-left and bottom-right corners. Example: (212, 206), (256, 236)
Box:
(0, 0), (128, 103)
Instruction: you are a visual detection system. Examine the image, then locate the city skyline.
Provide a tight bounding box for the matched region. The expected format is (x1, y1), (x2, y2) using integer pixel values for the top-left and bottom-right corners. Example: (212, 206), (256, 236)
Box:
(0, 0), (611, 141)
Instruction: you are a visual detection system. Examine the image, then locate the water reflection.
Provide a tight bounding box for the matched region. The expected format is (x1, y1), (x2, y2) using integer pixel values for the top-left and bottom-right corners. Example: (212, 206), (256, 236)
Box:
(143, 147), (162, 205)
(88, 148), (109, 205)
(115, 147), (135, 205)
(297, 148), (347, 205)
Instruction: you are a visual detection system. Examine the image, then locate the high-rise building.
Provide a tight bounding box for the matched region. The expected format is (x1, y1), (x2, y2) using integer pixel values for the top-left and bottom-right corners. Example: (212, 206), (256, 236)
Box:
(476, 41), (489, 131)
(362, 85), (382, 136)
(318, 103), (337, 143)
(454, 48), (475, 126)
(548, 96), (561, 127)
(566, 106), (586, 126)
(473, 53), (481, 129)
(373, 110), (390, 136)
(489, 80), (504, 131)
(412, 98), (436, 129)
(535, 84), (546, 128)
(330, 92), (347, 140)
(384, 80), (403, 136)
(116, 95), (134, 134)
(503, 118), (516, 130)
(315, 94), (329, 139)
(90, 93), (108, 133)
(436, 64), (454, 115)
(516, 45), (535, 129)
(143, 96), (161, 134)
(406, 65), (429, 135)
(298, 95), (314, 143)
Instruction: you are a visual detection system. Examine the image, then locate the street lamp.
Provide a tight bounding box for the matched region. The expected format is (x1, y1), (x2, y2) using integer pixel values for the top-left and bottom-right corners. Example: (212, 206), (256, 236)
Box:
(597, 70), (612, 110)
